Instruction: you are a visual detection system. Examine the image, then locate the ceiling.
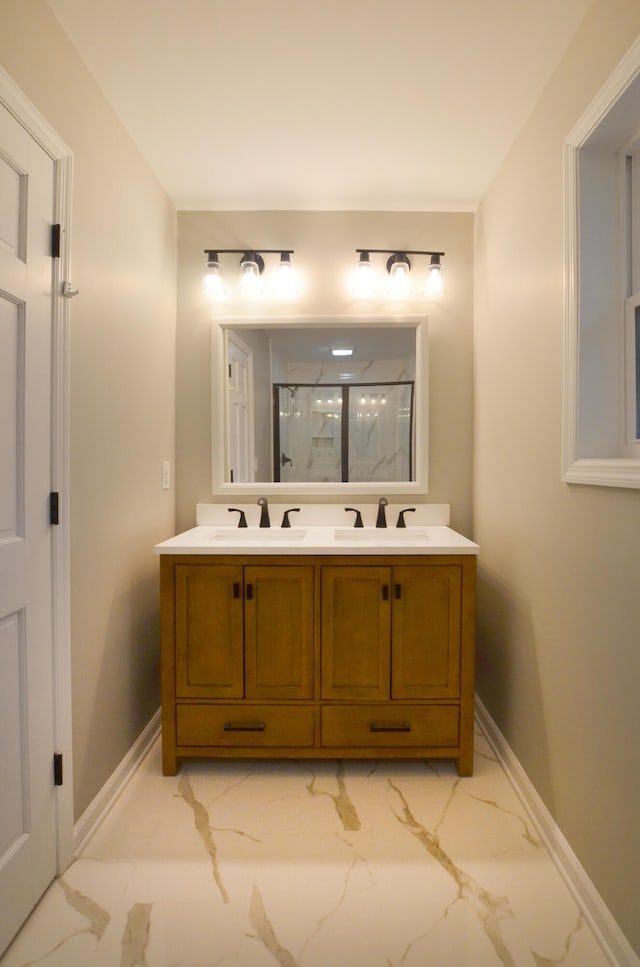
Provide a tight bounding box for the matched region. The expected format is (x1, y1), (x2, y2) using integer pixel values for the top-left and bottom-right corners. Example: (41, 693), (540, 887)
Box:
(46, 0), (593, 212)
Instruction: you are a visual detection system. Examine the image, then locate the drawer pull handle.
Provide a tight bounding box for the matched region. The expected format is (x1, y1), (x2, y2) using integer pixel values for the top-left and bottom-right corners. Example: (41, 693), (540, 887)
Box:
(369, 722), (411, 733)
(382, 584), (389, 601)
(223, 720), (265, 732)
(232, 582), (240, 599)
(394, 583), (402, 599)
(246, 584), (253, 600)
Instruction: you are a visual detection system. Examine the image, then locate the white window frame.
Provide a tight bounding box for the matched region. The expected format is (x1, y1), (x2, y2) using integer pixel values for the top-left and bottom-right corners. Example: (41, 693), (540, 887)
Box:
(625, 294), (640, 452)
(562, 36), (640, 487)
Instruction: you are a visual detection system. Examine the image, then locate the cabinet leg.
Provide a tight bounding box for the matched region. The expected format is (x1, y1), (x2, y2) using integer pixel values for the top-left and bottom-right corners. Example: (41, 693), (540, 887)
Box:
(162, 749), (178, 776)
(456, 750), (474, 777)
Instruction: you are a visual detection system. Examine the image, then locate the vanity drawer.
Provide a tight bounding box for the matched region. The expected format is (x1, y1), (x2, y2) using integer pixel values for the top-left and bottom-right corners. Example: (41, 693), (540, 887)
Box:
(321, 704), (459, 748)
(177, 704), (314, 748)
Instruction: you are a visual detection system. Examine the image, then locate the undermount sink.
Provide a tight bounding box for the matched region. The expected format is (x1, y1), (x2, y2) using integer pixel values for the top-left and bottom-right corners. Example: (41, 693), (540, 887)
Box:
(333, 527), (430, 542)
(209, 527), (308, 542)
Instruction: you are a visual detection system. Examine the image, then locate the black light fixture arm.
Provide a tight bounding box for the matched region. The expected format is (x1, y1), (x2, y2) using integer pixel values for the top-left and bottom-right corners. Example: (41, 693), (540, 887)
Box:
(205, 249), (294, 258)
(355, 248), (445, 282)
(204, 249), (294, 277)
(355, 249), (444, 257)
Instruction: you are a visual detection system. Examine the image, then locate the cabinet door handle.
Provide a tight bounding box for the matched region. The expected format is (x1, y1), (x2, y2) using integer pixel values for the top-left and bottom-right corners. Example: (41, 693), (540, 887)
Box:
(369, 722), (411, 733)
(394, 583), (402, 599)
(382, 584), (389, 601)
(232, 582), (240, 599)
(246, 583), (253, 600)
(223, 720), (265, 732)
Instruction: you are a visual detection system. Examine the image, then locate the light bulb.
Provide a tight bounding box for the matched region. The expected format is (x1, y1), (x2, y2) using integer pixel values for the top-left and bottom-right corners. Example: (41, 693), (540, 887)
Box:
(203, 257), (227, 300)
(387, 254), (411, 298)
(275, 253), (298, 299)
(426, 256), (444, 296)
(239, 253), (263, 297)
(352, 251), (374, 298)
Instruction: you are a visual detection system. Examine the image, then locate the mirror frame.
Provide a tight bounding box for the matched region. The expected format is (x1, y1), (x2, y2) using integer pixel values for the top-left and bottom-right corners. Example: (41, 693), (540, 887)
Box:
(210, 314), (429, 497)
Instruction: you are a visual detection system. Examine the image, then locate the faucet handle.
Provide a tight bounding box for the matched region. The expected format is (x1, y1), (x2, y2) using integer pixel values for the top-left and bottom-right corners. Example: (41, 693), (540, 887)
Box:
(396, 508), (416, 528)
(228, 507), (248, 528)
(345, 507), (364, 528)
(281, 507), (300, 528)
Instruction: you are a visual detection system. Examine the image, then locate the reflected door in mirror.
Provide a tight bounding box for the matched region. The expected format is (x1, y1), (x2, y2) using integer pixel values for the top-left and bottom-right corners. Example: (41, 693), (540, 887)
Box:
(226, 332), (254, 483)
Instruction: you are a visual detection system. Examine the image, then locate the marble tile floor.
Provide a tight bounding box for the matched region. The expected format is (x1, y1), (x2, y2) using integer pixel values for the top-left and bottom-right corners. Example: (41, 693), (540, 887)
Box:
(1, 726), (610, 967)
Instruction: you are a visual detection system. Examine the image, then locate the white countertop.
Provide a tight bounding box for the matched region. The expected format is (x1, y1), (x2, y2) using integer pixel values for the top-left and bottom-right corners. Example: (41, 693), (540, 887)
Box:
(154, 524), (479, 556)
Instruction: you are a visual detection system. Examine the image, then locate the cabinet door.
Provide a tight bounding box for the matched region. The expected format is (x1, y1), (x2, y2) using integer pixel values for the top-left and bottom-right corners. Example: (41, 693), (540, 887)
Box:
(175, 564), (244, 698)
(391, 565), (461, 699)
(321, 566), (391, 700)
(244, 565), (314, 699)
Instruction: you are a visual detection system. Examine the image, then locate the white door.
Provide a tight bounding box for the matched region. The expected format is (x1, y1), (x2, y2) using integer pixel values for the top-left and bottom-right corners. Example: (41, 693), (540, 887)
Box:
(226, 331), (255, 483)
(0, 102), (57, 954)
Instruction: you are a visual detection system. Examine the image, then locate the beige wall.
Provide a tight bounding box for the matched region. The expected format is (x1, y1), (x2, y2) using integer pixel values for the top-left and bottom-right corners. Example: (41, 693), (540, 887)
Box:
(176, 210), (474, 534)
(474, 0), (640, 954)
(6, 2), (637, 951)
(0, 0), (177, 818)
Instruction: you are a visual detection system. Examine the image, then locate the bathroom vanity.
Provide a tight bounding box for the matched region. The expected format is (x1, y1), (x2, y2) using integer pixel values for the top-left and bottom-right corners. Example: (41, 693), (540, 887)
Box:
(156, 511), (478, 777)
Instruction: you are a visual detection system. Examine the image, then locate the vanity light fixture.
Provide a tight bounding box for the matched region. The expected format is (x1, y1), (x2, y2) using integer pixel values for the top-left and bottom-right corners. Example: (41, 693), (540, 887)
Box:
(203, 249), (296, 301)
(354, 249), (445, 299)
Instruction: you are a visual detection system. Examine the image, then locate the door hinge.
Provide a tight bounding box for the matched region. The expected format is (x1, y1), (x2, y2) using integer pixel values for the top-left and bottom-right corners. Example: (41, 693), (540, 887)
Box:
(51, 223), (61, 258)
(49, 492), (59, 525)
(53, 753), (63, 786)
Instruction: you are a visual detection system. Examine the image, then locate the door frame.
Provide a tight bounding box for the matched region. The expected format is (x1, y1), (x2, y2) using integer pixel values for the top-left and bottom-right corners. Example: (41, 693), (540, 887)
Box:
(1, 68), (74, 873)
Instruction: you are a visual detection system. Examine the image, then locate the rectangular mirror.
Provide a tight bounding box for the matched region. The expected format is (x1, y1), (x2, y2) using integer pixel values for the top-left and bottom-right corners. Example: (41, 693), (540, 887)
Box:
(211, 315), (428, 496)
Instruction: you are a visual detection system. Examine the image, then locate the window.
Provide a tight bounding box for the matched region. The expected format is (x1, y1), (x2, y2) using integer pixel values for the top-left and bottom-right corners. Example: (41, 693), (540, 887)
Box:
(563, 37), (640, 487)
(625, 295), (640, 448)
(625, 145), (640, 454)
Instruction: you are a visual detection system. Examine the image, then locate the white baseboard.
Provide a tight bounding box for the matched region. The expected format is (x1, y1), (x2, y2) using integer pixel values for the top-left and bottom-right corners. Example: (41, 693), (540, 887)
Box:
(475, 695), (639, 967)
(73, 709), (161, 857)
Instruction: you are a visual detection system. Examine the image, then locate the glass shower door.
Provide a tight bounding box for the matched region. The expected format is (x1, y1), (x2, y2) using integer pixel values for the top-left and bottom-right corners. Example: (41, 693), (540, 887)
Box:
(348, 382), (413, 482)
(274, 382), (413, 483)
(275, 386), (342, 483)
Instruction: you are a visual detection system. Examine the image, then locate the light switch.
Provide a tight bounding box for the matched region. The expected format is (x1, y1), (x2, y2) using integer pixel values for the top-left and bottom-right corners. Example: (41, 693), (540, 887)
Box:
(162, 460), (171, 490)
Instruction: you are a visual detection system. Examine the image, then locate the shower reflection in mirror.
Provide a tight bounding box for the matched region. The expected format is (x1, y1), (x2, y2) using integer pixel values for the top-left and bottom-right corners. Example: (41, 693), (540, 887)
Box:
(274, 382), (414, 483)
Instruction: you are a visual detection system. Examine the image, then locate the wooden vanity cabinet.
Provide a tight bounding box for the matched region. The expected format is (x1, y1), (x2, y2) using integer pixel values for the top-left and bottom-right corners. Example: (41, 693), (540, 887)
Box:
(173, 562), (313, 700)
(321, 565), (391, 701)
(321, 563), (462, 701)
(160, 553), (476, 777)
(174, 563), (244, 699)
